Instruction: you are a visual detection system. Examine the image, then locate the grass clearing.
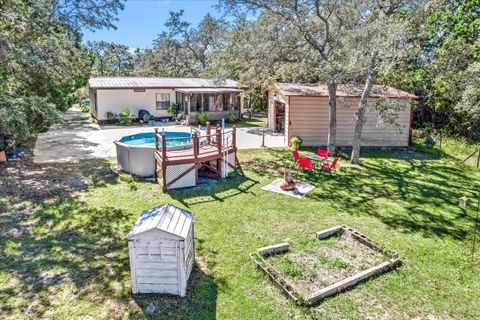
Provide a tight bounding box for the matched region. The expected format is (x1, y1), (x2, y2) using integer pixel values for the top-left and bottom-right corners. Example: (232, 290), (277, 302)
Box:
(1, 142), (480, 319)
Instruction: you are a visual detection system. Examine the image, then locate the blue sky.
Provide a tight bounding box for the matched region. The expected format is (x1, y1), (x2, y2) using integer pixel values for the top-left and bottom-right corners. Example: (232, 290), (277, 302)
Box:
(82, 0), (221, 49)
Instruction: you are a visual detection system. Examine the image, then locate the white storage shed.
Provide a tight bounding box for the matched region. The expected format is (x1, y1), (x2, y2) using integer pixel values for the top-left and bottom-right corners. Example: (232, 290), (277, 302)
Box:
(127, 204), (194, 296)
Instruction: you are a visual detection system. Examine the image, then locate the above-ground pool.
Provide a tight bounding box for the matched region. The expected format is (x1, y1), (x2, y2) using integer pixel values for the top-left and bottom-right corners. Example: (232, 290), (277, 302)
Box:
(115, 131), (193, 177)
(118, 132), (192, 147)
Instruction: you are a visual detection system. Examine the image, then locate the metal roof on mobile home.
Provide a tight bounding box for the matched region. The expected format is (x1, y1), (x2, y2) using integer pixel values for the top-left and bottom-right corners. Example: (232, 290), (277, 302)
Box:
(89, 77), (238, 89)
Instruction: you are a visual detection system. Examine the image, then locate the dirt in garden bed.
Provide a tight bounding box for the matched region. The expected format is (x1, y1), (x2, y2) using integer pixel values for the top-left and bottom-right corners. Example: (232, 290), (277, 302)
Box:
(265, 232), (387, 297)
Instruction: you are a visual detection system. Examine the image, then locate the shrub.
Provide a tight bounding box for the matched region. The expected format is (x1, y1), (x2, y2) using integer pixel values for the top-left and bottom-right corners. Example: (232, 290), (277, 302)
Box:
(80, 103), (90, 113)
(118, 109), (133, 126)
(290, 136), (302, 150)
(227, 113), (236, 123)
(425, 135), (436, 148)
(167, 103), (178, 115)
(197, 112), (208, 125)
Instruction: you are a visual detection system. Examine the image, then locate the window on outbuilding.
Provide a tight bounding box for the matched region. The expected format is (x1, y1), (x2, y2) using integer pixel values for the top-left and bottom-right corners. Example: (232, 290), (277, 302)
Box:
(156, 93), (170, 110)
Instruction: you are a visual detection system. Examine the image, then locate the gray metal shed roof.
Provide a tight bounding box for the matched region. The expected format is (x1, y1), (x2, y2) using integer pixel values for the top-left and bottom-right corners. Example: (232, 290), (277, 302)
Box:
(273, 83), (418, 99)
(89, 77), (238, 89)
(128, 204), (193, 240)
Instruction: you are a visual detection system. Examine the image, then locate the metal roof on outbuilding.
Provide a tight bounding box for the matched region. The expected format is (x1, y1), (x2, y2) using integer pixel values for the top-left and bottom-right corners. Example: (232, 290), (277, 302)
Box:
(272, 83), (418, 99)
(127, 204), (193, 240)
(89, 77), (238, 89)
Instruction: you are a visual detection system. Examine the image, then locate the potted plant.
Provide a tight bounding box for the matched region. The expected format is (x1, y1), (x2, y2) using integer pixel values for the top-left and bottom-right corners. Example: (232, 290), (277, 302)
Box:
(290, 136), (302, 150)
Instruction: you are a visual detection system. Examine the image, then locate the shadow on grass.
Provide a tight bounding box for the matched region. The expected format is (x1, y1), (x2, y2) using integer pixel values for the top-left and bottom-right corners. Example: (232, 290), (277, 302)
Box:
(0, 197), (131, 318)
(0, 197), (218, 319)
(0, 157), (117, 212)
(168, 173), (259, 208)
(241, 147), (478, 241)
(132, 265), (218, 320)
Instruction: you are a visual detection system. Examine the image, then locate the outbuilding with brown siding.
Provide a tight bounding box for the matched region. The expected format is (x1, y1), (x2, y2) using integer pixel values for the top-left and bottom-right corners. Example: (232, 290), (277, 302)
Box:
(267, 83), (418, 148)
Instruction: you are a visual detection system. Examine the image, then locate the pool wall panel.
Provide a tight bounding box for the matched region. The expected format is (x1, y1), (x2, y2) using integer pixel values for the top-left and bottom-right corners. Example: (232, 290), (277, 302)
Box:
(116, 143), (155, 177)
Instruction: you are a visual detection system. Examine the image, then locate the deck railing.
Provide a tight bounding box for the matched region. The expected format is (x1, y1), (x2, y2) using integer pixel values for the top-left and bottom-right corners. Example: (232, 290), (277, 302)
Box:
(154, 122), (236, 162)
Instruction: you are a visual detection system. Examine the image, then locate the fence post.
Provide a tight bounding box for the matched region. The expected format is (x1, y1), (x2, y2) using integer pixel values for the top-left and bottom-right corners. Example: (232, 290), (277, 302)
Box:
(232, 125), (236, 149)
(216, 124), (222, 153)
(194, 133), (199, 159)
(161, 134), (167, 191)
(439, 133), (443, 159)
(477, 148), (480, 168)
(206, 122), (211, 144)
(161, 133), (167, 160)
(154, 128), (159, 182)
(216, 125), (222, 178)
(261, 129), (265, 147)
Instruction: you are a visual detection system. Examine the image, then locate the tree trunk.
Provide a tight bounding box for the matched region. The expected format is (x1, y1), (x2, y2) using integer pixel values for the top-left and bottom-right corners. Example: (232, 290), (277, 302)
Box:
(350, 50), (378, 164)
(327, 83), (337, 154)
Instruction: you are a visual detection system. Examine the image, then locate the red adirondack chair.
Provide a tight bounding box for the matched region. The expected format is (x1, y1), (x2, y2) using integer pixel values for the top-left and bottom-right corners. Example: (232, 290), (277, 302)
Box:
(317, 148), (329, 157)
(322, 157), (339, 171)
(293, 150), (301, 163)
(299, 157), (314, 171)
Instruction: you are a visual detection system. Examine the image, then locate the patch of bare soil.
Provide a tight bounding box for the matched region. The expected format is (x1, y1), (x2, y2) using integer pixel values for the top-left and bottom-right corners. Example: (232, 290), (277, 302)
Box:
(267, 233), (386, 297)
(0, 139), (111, 211)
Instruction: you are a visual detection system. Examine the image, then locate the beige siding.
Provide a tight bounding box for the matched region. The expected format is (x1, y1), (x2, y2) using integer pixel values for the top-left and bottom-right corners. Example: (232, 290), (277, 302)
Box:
(89, 88), (98, 118)
(95, 88), (176, 120)
(268, 91), (275, 131)
(285, 97), (290, 141)
(289, 96), (410, 147)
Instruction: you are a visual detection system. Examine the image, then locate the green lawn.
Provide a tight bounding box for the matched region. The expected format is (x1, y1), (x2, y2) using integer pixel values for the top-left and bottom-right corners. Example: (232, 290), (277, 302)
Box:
(232, 114), (267, 128)
(1, 144), (480, 319)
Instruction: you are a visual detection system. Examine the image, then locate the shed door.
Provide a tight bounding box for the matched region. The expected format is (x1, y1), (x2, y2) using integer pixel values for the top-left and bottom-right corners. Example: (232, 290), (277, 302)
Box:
(275, 101), (286, 133)
(132, 239), (181, 294)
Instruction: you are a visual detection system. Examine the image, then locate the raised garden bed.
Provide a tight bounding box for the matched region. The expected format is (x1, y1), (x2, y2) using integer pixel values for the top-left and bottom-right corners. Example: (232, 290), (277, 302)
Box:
(249, 225), (400, 306)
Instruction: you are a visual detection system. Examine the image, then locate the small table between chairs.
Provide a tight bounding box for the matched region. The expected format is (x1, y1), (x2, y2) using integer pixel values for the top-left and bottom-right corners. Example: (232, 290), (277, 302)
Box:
(305, 154), (327, 165)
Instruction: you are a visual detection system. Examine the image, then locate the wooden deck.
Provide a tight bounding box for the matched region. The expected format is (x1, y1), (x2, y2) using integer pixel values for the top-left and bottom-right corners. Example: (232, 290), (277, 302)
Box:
(154, 123), (239, 191)
(154, 145), (235, 165)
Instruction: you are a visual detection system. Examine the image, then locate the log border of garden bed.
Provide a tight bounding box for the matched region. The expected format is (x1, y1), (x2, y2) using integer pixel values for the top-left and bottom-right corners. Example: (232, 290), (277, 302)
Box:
(249, 225), (401, 306)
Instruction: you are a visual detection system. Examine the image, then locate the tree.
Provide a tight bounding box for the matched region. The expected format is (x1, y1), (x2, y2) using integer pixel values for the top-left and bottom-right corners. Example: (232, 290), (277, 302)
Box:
(220, 0), (373, 154)
(88, 41), (135, 76)
(0, 0), (125, 144)
(51, 0), (125, 30)
(137, 11), (228, 77)
(349, 0), (416, 163)
(456, 61), (480, 125)
(205, 12), (301, 112)
(379, 0), (480, 140)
